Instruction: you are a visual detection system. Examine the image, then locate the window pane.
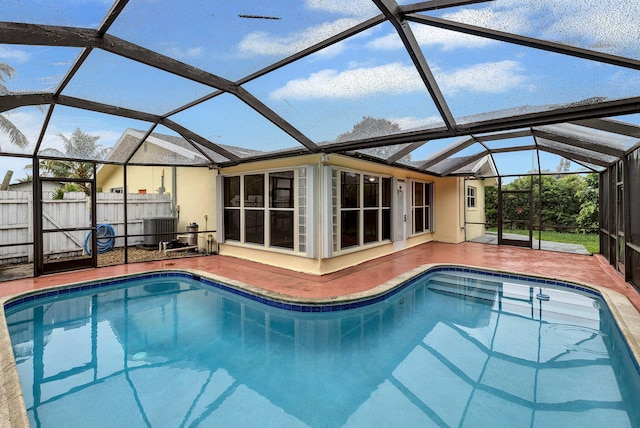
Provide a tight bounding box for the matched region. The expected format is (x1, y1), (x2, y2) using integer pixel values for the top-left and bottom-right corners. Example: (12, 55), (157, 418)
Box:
(424, 183), (431, 206)
(467, 187), (476, 208)
(414, 207), (424, 233)
(364, 210), (378, 243)
(341, 172), (360, 208)
(382, 209), (391, 240)
(244, 175), (264, 207)
(382, 178), (391, 208)
(617, 185), (624, 233)
(224, 176), (240, 207)
(424, 207), (430, 231)
(224, 209), (240, 241)
(341, 211), (359, 249)
(270, 171), (294, 208)
(245, 210), (264, 245)
(414, 182), (423, 206)
(270, 210), (294, 249)
(364, 175), (379, 207)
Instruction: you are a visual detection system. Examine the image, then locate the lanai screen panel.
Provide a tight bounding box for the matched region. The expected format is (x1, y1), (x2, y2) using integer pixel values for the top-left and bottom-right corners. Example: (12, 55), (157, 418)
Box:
(36, 106), (152, 162)
(107, 0), (381, 81)
(60, 50), (216, 116)
(436, 0), (640, 61)
(0, 1), (112, 27)
(243, 20), (445, 145)
(0, 106), (48, 156)
(170, 93), (306, 156)
(0, 45), (81, 94)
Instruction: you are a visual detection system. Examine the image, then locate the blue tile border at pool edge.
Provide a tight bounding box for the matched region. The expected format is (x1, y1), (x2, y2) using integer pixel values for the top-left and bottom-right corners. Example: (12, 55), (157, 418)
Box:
(3, 266), (606, 315)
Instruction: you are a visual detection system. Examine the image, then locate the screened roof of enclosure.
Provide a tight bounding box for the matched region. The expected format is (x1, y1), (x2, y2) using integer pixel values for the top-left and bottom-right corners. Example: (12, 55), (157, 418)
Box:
(1, 0), (640, 180)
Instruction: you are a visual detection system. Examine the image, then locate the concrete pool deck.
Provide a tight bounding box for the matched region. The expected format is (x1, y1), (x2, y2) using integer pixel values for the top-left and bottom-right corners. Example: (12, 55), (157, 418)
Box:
(1, 241), (639, 427)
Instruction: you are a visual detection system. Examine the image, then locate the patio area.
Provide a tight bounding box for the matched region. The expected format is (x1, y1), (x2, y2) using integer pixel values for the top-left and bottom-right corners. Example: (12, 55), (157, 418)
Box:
(1, 241), (637, 311)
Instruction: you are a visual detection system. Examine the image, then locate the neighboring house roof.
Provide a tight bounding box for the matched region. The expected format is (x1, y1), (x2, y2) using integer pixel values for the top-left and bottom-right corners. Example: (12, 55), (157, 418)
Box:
(8, 181), (64, 191)
(427, 155), (498, 178)
(105, 129), (267, 165)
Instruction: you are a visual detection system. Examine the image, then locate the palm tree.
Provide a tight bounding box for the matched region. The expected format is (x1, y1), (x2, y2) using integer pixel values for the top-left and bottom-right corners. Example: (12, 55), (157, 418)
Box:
(0, 62), (29, 150)
(36, 128), (110, 194)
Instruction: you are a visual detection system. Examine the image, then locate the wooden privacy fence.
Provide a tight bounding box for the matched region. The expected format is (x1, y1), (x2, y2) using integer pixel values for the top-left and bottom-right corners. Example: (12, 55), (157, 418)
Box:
(0, 191), (172, 265)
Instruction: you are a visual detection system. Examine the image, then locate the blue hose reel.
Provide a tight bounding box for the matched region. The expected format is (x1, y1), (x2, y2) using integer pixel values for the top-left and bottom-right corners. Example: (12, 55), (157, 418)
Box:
(84, 223), (115, 255)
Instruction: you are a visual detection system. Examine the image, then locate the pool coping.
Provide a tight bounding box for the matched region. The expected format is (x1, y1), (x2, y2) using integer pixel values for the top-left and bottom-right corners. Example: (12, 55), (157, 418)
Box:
(1, 263), (639, 428)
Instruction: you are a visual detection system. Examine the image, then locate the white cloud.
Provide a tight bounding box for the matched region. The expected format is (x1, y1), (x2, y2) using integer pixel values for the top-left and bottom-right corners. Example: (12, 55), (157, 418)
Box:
(270, 60), (530, 101)
(442, 7), (529, 33)
(542, 6), (640, 54)
(238, 18), (360, 57)
(489, 0), (640, 54)
(0, 46), (31, 63)
(367, 7), (528, 51)
(305, 0), (379, 18)
(164, 46), (204, 60)
(367, 26), (495, 51)
(270, 62), (423, 100)
(436, 60), (529, 94)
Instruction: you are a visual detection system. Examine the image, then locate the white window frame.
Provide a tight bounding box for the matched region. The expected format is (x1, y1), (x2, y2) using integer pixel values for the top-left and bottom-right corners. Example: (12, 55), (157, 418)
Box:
(219, 167), (317, 256)
(410, 180), (433, 235)
(334, 168), (392, 252)
(467, 186), (477, 208)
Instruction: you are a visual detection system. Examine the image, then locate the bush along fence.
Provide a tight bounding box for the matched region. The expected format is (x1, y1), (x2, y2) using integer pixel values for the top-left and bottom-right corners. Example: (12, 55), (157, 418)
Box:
(0, 190), (172, 265)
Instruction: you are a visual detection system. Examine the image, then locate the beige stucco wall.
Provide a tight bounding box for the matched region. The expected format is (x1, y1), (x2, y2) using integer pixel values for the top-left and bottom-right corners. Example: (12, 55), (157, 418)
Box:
(463, 177), (497, 241)
(464, 180), (485, 241)
(433, 177), (465, 244)
(97, 164), (217, 245)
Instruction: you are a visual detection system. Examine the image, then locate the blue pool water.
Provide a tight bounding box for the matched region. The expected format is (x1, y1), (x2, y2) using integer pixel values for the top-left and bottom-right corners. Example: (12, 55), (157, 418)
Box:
(5, 269), (640, 427)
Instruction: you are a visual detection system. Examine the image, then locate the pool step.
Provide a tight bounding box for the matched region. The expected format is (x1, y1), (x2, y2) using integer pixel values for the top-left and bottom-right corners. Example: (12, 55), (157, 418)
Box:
(427, 274), (502, 302)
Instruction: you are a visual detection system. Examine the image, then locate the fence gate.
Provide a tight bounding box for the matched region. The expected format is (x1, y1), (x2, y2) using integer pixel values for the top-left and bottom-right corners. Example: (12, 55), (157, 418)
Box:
(35, 177), (97, 276)
(498, 187), (533, 249)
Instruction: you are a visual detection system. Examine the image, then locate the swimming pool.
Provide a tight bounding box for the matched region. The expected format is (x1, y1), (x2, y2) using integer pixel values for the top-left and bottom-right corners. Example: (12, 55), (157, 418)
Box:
(4, 267), (640, 427)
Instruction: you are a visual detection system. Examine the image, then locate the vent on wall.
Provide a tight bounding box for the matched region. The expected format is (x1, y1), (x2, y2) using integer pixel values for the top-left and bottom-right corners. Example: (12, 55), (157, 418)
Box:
(143, 217), (177, 246)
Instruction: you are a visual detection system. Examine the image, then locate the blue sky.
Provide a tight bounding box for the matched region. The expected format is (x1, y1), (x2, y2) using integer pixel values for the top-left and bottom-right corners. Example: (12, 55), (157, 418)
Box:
(1, 0), (640, 181)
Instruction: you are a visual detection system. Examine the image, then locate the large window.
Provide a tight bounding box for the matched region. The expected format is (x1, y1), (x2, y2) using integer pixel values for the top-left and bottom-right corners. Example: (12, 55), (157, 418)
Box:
(339, 171), (391, 250)
(223, 170), (296, 250)
(412, 181), (433, 234)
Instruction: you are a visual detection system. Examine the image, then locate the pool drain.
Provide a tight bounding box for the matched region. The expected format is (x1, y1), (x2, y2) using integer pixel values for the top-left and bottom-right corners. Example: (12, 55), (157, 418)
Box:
(132, 352), (148, 361)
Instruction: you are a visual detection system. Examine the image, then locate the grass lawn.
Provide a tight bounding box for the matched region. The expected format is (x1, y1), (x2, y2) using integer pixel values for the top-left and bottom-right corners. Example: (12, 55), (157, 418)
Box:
(488, 229), (599, 254)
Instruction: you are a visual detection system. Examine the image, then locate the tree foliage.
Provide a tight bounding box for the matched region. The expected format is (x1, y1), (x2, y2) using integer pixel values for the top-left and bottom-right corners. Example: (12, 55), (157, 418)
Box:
(336, 116), (411, 162)
(34, 128), (109, 194)
(484, 173), (599, 231)
(0, 61), (29, 150)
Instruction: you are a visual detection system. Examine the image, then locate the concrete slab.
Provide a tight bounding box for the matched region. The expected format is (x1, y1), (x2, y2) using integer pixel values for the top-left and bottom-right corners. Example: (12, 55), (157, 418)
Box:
(469, 232), (590, 255)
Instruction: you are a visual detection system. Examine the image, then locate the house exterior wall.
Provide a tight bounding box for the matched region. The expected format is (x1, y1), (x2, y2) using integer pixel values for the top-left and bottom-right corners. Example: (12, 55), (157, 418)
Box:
(217, 154), (463, 275)
(464, 179), (484, 241)
(432, 177), (465, 244)
(463, 177), (497, 241)
(97, 164), (217, 238)
(99, 152), (470, 275)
